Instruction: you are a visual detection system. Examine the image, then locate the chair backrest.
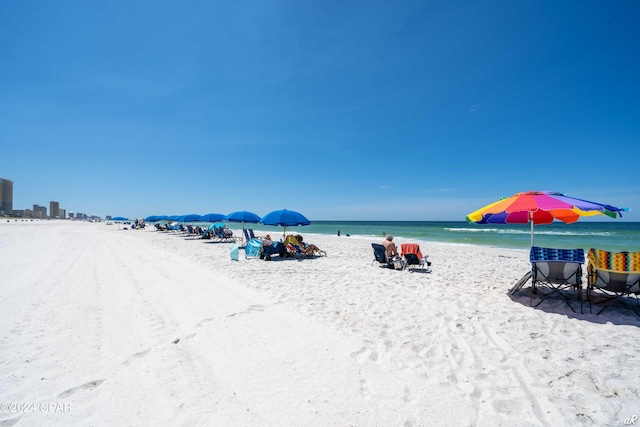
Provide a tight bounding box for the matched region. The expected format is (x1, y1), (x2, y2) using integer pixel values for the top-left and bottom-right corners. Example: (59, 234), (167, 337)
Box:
(404, 253), (420, 265)
(588, 248), (640, 272)
(245, 238), (263, 258)
(248, 229), (257, 239)
(587, 248), (640, 291)
(372, 243), (387, 263)
(243, 228), (251, 242)
(530, 246), (584, 285)
(530, 246), (585, 264)
(285, 235), (302, 247)
(400, 243), (423, 259)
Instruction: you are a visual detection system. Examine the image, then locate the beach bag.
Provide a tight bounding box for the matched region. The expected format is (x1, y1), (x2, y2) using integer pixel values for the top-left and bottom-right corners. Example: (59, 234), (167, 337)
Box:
(393, 257), (405, 270)
(230, 242), (239, 261)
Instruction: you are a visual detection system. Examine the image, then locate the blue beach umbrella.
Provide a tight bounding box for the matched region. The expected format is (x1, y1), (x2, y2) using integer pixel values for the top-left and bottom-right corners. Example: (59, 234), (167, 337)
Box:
(208, 222), (226, 231)
(145, 215), (168, 222)
(179, 214), (201, 223)
(198, 213), (226, 222)
(111, 216), (128, 221)
(225, 211), (262, 224)
(225, 211), (262, 245)
(260, 209), (310, 238)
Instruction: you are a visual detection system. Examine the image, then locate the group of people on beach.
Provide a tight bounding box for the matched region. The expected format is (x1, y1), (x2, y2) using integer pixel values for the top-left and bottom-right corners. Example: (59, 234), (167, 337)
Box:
(259, 233), (326, 261)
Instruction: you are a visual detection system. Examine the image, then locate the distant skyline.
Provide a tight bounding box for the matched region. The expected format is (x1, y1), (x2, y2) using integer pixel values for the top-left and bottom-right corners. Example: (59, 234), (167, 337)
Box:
(1, 1), (639, 221)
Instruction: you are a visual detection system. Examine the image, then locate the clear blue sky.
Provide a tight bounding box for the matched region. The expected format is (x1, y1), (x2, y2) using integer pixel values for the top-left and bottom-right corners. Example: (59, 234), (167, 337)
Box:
(2, 1), (639, 221)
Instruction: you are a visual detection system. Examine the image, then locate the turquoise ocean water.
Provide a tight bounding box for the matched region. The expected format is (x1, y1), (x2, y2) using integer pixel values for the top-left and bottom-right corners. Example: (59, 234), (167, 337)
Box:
(245, 221), (640, 253)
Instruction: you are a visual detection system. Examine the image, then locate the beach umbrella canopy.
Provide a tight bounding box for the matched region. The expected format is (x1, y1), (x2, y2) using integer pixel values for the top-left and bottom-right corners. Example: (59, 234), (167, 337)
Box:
(145, 215), (168, 222)
(178, 214), (201, 223)
(111, 216), (128, 221)
(466, 190), (628, 246)
(198, 213), (226, 222)
(261, 209), (310, 238)
(208, 222), (225, 231)
(224, 211), (262, 246)
(224, 211), (261, 224)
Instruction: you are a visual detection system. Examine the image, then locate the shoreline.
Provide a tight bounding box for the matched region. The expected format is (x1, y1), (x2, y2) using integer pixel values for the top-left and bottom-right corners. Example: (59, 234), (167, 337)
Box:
(4, 218), (638, 252)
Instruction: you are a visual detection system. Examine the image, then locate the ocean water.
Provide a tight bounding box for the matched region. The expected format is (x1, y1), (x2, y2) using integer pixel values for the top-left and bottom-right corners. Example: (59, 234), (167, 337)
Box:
(247, 221), (640, 253)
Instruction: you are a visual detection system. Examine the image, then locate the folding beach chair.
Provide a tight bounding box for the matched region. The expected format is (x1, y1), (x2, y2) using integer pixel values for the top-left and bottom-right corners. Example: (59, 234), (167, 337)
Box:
(372, 243), (394, 269)
(400, 243), (431, 272)
(245, 238), (263, 259)
(530, 246), (585, 313)
(587, 248), (640, 316)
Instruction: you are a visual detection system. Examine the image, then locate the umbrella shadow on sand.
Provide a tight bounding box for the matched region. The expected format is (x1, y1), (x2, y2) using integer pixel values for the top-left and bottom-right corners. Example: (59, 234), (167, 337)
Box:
(507, 285), (640, 326)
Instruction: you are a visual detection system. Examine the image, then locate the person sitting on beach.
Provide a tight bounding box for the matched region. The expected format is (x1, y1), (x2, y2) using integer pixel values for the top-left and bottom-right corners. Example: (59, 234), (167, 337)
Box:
(223, 226), (233, 238)
(381, 235), (398, 259)
(293, 235), (325, 256)
(260, 234), (276, 260)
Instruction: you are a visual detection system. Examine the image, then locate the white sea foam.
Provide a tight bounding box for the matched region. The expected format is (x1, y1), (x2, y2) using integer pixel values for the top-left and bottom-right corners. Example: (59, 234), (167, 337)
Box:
(445, 227), (612, 236)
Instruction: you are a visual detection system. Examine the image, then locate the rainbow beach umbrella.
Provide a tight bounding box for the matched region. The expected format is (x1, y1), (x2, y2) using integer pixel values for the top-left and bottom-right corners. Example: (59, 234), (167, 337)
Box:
(466, 191), (628, 246)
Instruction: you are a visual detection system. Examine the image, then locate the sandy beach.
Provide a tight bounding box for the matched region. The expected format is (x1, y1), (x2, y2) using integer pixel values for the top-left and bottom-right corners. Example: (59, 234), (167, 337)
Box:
(1, 221), (639, 426)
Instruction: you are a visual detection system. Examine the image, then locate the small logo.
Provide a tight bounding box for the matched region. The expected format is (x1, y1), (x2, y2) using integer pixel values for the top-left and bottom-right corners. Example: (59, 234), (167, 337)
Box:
(624, 415), (637, 425)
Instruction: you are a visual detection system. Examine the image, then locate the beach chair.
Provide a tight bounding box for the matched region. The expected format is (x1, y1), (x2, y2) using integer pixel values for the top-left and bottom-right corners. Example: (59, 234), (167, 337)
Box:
(165, 222), (180, 232)
(245, 238), (263, 259)
(262, 241), (286, 260)
(529, 246), (585, 313)
(372, 243), (394, 269)
(400, 243), (431, 272)
(209, 222), (235, 242)
(284, 235), (305, 257)
(587, 248), (640, 316)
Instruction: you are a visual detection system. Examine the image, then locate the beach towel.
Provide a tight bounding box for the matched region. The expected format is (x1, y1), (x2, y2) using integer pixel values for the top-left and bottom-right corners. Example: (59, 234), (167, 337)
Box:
(400, 243), (423, 259)
(587, 249), (640, 272)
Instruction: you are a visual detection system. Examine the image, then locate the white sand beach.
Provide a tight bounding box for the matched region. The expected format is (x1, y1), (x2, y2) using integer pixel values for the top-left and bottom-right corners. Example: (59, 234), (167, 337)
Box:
(1, 220), (639, 426)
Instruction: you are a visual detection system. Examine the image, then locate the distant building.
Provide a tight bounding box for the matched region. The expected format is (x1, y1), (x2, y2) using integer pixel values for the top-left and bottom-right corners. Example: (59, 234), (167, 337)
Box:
(0, 178), (13, 215)
(33, 204), (47, 218)
(59, 208), (66, 219)
(50, 201), (60, 218)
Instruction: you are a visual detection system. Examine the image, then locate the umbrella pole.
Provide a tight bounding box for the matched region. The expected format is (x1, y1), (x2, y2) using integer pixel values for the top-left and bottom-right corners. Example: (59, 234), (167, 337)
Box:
(531, 221), (534, 247)
(530, 212), (534, 247)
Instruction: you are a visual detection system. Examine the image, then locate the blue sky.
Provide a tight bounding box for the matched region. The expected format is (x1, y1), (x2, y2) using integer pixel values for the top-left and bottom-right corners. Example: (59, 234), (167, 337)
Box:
(1, 1), (639, 221)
